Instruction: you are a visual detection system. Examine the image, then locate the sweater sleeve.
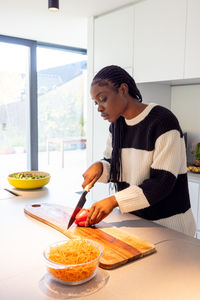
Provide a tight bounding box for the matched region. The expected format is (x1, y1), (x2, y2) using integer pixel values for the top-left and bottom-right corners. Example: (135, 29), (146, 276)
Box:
(97, 132), (112, 183)
(115, 129), (186, 213)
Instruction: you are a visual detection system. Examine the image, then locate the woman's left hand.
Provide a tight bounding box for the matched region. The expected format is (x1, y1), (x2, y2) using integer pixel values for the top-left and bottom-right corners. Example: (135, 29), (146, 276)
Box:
(85, 196), (118, 226)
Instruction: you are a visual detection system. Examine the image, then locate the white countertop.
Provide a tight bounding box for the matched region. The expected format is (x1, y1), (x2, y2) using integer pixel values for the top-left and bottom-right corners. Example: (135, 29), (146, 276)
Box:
(1, 178), (200, 300)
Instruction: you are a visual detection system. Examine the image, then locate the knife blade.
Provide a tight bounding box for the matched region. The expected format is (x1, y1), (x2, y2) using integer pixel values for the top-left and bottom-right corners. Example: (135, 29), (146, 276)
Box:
(67, 185), (89, 230)
(4, 188), (19, 196)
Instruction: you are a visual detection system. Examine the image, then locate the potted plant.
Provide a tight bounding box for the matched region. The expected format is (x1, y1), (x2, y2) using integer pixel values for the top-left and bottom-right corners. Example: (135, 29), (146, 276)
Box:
(192, 142), (200, 166)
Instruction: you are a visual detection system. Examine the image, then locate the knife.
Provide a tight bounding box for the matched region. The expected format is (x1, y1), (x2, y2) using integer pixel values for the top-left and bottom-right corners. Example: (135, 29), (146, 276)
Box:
(4, 188), (19, 196)
(67, 185), (90, 230)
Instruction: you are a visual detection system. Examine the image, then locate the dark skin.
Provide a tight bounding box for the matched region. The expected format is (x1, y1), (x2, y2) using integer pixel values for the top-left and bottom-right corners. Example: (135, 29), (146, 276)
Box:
(82, 80), (147, 226)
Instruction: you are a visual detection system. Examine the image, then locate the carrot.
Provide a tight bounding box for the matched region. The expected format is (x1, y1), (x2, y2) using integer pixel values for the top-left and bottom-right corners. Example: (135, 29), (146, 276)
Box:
(47, 239), (100, 282)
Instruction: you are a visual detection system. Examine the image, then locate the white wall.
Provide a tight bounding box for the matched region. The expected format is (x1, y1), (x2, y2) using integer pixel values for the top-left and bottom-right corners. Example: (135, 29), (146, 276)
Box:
(0, 0), (87, 48)
(171, 84), (200, 163)
(137, 83), (171, 108)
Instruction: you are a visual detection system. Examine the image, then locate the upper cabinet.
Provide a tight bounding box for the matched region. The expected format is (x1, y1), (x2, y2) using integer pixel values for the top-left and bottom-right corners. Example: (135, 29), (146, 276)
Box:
(133, 0), (187, 83)
(91, 0), (200, 84)
(94, 6), (134, 73)
(184, 0), (200, 78)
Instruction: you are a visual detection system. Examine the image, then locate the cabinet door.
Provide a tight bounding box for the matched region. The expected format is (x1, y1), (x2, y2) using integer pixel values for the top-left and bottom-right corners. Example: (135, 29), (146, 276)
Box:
(196, 232), (200, 240)
(134, 0), (187, 83)
(188, 181), (199, 226)
(184, 0), (200, 78)
(94, 6), (134, 73)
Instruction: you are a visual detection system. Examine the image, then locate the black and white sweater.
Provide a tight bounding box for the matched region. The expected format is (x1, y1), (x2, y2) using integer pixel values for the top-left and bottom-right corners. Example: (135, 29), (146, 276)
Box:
(98, 103), (195, 236)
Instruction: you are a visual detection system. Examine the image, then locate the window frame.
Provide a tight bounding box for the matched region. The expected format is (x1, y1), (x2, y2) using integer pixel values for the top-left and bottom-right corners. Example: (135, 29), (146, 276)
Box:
(0, 34), (87, 170)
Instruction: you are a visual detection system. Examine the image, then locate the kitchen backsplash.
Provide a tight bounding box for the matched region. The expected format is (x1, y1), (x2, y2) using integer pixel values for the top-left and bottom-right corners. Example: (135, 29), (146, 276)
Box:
(171, 84), (200, 164)
(137, 82), (200, 165)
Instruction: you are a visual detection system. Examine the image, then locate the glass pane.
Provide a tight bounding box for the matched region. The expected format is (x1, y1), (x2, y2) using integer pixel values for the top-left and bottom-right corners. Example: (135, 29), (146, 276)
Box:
(0, 42), (29, 184)
(37, 47), (87, 192)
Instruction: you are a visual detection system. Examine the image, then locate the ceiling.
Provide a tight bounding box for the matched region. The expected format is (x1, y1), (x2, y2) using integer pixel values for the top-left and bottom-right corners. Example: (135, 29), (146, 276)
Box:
(0, 0), (139, 48)
(60, 0), (138, 17)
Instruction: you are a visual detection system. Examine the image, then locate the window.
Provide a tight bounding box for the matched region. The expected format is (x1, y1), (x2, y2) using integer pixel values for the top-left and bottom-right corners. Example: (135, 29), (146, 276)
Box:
(0, 36), (37, 185)
(37, 46), (87, 189)
(0, 35), (87, 188)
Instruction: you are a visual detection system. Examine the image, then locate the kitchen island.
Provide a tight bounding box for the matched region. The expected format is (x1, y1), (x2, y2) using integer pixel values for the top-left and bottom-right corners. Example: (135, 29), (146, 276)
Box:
(1, 178), (200, 300)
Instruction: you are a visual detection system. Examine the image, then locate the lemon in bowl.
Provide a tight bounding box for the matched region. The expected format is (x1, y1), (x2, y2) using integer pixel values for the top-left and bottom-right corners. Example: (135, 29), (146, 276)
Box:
(8, 171), (50, 189)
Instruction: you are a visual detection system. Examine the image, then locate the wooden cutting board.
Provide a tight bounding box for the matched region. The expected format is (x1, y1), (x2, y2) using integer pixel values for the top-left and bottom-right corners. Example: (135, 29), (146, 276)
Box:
(24, 203), (156, 269)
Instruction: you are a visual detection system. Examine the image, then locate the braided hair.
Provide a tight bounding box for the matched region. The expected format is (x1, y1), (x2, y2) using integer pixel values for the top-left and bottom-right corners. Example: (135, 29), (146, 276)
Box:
(92, 65), (143, 191)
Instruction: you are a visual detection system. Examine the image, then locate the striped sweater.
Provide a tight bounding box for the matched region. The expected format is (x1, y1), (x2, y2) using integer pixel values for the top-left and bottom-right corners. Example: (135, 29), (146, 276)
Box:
(98, 103), (196, 236)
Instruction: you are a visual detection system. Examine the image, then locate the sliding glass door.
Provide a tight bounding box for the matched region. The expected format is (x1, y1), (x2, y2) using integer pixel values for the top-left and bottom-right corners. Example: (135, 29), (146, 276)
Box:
(37, 46), (87, 190)
(0, 35), (87, 189)
(0, 39), (36, 182)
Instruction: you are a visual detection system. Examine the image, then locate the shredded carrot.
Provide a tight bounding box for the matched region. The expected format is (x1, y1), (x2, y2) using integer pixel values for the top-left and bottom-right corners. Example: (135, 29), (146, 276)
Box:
(47, 239), (100, 282)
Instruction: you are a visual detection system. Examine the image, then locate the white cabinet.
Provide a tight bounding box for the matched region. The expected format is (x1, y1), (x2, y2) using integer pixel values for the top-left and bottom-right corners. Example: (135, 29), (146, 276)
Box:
(94, 6), (134, 73)
(88, 8), (135, 202)
(188, 181), (199, 227)
(91, 0), (200, 85)
(133, 0), (187, 83)
(188, 178), (200, 238)
(184, 0), (200, 78)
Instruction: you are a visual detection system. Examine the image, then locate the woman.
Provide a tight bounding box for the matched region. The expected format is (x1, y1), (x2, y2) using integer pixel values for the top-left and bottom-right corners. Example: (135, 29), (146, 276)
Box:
(82, 65), (196, 236)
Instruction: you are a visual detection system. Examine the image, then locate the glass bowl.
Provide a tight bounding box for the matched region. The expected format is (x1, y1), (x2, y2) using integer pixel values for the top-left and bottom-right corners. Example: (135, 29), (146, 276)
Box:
(43, 239), (104, 285)
(8, 171), (50, 189)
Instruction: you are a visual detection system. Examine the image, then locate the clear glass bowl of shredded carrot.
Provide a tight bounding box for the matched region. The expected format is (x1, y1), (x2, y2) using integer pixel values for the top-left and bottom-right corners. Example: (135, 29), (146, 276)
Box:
(43, 239), (104, 285)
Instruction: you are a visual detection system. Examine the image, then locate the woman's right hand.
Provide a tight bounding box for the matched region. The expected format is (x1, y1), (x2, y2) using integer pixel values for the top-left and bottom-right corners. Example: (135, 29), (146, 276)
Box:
(82, 162), (103, 190)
